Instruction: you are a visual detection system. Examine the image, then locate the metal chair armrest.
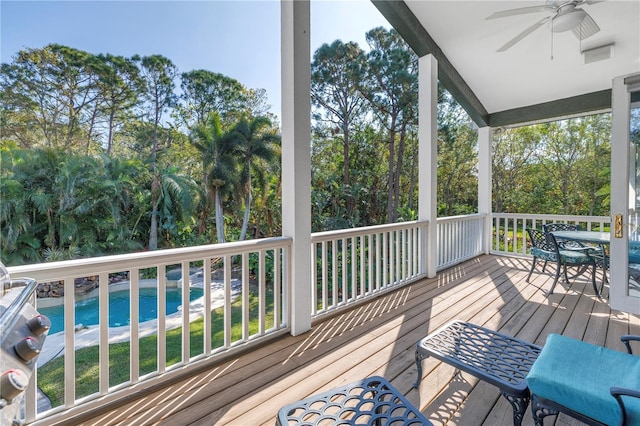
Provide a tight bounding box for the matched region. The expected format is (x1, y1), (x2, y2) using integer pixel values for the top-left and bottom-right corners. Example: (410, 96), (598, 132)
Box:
(610, 387), (640, 426)
(621, 335), (640, 354)
(560, 246), (594, 254)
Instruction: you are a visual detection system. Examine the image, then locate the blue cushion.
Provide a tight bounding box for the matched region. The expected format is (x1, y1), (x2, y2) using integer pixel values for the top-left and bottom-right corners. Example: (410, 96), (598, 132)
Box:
(527, 334), (640, 425)
(531, 247), (557, 262)
(558, 249), (592, 265)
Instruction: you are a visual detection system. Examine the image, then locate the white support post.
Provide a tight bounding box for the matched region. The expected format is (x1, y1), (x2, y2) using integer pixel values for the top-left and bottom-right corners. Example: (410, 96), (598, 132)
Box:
(478, 126), (492, 254)
(419, 54), (438, 278)
(610, 75), (632, 312)
(281, 0), (312, 335)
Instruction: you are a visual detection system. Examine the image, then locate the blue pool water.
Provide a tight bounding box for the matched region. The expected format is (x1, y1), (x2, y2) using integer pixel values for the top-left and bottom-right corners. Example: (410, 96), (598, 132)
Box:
(39, 287), (204, 334)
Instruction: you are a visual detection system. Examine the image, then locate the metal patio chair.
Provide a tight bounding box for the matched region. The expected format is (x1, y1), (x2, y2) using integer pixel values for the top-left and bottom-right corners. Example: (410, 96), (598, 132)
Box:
(526, 228), (599, 296)
(543, 223), (608, 287)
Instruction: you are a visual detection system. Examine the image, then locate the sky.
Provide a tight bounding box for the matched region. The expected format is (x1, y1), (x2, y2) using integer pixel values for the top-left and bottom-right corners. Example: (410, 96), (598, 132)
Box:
(0, 0), (390, 118)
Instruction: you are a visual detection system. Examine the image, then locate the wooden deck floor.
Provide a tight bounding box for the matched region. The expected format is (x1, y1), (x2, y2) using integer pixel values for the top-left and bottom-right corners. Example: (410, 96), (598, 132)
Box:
(67, 255), (640, 426)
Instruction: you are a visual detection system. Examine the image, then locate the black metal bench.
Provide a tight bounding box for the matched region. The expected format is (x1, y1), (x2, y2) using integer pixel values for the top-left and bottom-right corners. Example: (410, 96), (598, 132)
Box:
(414, 320), (541, 426)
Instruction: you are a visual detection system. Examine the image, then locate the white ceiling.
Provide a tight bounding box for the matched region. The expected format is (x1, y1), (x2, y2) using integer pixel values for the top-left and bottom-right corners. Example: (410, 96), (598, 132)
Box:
(404, 0), (640, 115)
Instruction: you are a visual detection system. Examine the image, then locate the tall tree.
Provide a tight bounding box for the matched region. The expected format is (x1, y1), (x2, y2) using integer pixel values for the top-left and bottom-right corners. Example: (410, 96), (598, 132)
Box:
(360, 27), (418, 222)
(311, 40), (367, 218)
(137, 54), (178, 250)
(177, 70), (247, 130)
(437, 90), (478, 215)
(94, 54), (143, 155)
(574, 114), (611, 216)
(492, 126), (541, 213)
(540, 121), (588, 214)
(0, 44), (101, 151)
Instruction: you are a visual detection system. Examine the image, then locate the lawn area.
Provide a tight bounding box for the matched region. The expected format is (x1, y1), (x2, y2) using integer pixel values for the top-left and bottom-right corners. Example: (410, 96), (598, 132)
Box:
(38, 290), (275, 407)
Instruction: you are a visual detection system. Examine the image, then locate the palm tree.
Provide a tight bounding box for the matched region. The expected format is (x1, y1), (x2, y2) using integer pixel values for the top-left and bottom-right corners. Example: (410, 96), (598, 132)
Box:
(191, 112), (239, 243)
(0, 148), (41, 264)
(99, 155), (147, 253)
(153, 166), (198, 247)
(230, 116), (280, 241)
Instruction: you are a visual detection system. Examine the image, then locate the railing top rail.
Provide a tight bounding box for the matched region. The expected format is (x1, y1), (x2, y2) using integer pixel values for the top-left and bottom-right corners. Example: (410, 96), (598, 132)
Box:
(311, 220), (428, 242)
(436, 213), (487, 223)
(491, 213), (609, 222)
(7, 236), (292, 281)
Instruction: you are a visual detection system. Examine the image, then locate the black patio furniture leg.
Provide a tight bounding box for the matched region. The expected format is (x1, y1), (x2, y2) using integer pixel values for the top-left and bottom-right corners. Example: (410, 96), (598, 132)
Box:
(590, 263), (601, 298)
(548, 262), (562, 294)
(600, 244), (609, 286)
(526, 256), (537, 282)
(500, 390), (529, 426)
(562, 261), (569, 283)
(531, 395), (558, 426)
(414, 349), (426, 387)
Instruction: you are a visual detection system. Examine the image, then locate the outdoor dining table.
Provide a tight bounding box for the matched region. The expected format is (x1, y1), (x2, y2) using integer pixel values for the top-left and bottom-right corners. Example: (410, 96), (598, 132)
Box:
(549, 230), (610, 245)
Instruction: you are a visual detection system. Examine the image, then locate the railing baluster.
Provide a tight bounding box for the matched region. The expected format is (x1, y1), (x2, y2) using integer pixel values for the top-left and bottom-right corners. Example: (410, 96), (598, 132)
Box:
(274, 248), (281, 328)
(64, 276), (75, 406)
(332, 240), (338, 307)
(157, 264), (167, 373)
(259, 250), (266, 335)
(130, 268), (140, 383)
(241, 252), (250, 341)
(360, 235), (366, 296)
(99, 272), (109, 394)
(351, 237), (357, 300)
(321, 240), (327, 311)
(204, 257), (212, 355)
(223, 255), (232, 348)
(341, 237), (347, 305)
(367, 234), (373, 294)
(311, 241), (318, 315)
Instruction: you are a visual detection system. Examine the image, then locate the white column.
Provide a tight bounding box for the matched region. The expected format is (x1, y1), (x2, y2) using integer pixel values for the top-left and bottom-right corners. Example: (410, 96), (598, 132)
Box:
(477, 126), (492, 254)
(419, 55), (438, 278)
(609, 75), (633, 313)
(281, 0), (312, 335)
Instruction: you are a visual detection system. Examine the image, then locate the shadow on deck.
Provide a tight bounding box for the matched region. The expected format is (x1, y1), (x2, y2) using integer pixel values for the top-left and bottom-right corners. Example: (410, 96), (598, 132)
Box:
(55, 255), (639, 426)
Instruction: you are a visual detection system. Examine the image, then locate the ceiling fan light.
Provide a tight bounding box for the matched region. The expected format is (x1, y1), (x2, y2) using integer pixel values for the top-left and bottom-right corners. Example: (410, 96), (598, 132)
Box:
(552, 9), (587, 32)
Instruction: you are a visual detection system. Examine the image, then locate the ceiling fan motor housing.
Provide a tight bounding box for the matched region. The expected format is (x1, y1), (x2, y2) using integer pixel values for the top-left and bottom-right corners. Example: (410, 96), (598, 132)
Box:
(552, 8), (587, 32)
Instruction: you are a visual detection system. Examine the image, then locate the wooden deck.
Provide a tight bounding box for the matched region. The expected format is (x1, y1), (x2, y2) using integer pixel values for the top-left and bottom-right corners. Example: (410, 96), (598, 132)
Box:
(65, 255), (640, 426)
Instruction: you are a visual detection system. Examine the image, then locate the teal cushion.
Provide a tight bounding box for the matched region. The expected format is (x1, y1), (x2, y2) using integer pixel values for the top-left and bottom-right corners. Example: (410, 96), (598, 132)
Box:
(527, 334), (640, 425)
(531, 247), (557, 262)
(558, 249), (591, 265)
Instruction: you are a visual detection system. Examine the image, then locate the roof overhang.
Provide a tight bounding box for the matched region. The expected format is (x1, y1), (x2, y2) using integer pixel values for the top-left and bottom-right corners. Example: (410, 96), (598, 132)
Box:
(373, 0), (640, 127)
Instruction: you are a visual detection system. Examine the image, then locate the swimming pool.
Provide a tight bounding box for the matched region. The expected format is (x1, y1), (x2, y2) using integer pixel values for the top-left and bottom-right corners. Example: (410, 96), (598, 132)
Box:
(38, 287), (204, 334)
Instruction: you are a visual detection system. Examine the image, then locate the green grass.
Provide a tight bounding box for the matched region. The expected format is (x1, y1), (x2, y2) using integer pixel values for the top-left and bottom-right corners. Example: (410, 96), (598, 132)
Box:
(38, 289), (277, 407)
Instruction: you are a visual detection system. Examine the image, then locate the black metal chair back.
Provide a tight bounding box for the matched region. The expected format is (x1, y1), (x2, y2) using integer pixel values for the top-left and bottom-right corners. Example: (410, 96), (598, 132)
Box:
(527, 228), (556, 255)
(542, 223), (582, 233)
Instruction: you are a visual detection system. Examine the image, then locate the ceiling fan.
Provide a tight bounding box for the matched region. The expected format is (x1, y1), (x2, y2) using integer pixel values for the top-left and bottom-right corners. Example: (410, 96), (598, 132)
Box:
(487, 0), (602, 52)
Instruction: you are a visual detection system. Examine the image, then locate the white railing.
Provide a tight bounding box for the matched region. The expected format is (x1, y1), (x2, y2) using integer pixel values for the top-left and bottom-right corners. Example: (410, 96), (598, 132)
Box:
(7, 237), (291, 424)
(10, 212), (606, 424)
(491, 213), (610, 256)
(436, 214), (486, 270)
(310, 221), (428, 317)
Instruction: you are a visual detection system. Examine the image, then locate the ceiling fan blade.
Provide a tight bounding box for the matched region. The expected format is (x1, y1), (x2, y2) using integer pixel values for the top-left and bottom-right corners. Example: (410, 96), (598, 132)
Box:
(486, 5), (554, 19)
(497, 16), (551, 52)
(571, 12), (601, 39)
